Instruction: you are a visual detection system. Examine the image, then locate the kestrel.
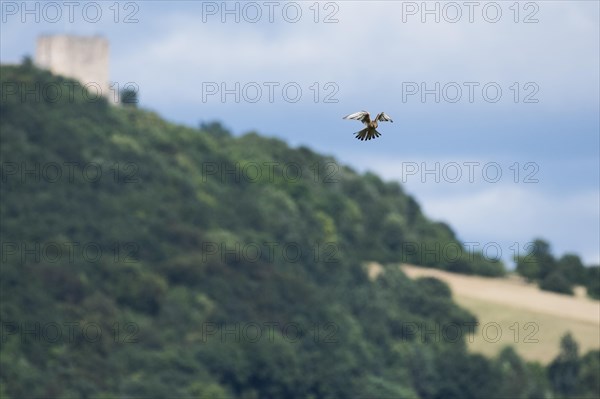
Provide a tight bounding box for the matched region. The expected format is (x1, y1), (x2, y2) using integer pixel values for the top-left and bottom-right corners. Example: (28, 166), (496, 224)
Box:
(343, 111), (393, 141)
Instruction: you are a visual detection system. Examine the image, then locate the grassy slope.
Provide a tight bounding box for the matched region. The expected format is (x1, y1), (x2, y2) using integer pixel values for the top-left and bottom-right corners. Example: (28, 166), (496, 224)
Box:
(401, 264), (600, 363)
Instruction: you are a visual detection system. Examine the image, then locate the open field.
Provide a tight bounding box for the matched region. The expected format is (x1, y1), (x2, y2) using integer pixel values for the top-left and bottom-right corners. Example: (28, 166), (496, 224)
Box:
(397, 264), (600, 363)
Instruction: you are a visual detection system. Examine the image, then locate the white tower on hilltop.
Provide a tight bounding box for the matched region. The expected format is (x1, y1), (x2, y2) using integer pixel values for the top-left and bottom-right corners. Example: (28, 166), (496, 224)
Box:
(35, 35), (117, 103)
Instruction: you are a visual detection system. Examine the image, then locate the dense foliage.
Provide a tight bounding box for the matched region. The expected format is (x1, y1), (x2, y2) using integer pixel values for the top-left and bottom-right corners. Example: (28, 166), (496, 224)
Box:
(1, 63), (598, 398)
(515, 239), (599, 298)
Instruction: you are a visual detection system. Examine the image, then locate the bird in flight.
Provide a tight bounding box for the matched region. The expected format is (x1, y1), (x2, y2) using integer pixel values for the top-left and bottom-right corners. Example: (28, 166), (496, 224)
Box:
(343, 111), (393, 141)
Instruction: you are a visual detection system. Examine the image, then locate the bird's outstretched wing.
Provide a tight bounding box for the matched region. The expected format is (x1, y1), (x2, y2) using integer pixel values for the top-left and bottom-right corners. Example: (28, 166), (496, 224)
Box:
(343, 111), (371, 125)
(376, 112), (393, 123)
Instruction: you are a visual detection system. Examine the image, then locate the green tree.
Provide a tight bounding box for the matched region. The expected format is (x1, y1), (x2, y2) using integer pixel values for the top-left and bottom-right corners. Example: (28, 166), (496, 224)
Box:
(382, 212), (406, 252)
(120, 87), (138, 106)
(516, 238), (560, 283)
(21, 55), (33, 69)
(539, 271), (574, 295)
(531, 239), (557, 280)
(515, 241), (542, 282)
(548, 333), (580, 397)
(515, 256), (540, 282)
(200, 120), (232, 138)
(585, 266), (600, 299)
(556, 254), (586, 285)
(578, 350), (600, 398)
(495, 347), (551, 399)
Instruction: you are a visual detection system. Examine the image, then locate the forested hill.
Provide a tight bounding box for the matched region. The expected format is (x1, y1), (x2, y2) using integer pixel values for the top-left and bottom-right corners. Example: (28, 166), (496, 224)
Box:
(2, 63), (597, 398)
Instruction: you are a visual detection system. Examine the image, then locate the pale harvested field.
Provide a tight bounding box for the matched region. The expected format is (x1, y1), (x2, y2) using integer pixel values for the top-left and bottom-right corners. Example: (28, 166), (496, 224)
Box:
(390, 264), (599, 363)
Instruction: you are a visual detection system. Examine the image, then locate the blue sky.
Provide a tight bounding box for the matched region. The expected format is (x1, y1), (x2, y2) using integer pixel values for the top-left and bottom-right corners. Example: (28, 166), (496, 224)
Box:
(2, 0), (599, 265)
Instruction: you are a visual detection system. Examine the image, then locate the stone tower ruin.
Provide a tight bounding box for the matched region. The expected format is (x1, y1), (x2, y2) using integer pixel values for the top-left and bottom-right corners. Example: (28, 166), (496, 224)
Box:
(35, 35), (115, 102)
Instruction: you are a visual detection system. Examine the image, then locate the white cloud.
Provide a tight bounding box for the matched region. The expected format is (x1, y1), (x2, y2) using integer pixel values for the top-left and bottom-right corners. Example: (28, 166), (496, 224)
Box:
(106, 1), (599, 110)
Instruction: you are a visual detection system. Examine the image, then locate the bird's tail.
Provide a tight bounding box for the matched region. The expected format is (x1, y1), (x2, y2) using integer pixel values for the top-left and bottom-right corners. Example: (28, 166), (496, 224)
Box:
(355, 128), (381, 141)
